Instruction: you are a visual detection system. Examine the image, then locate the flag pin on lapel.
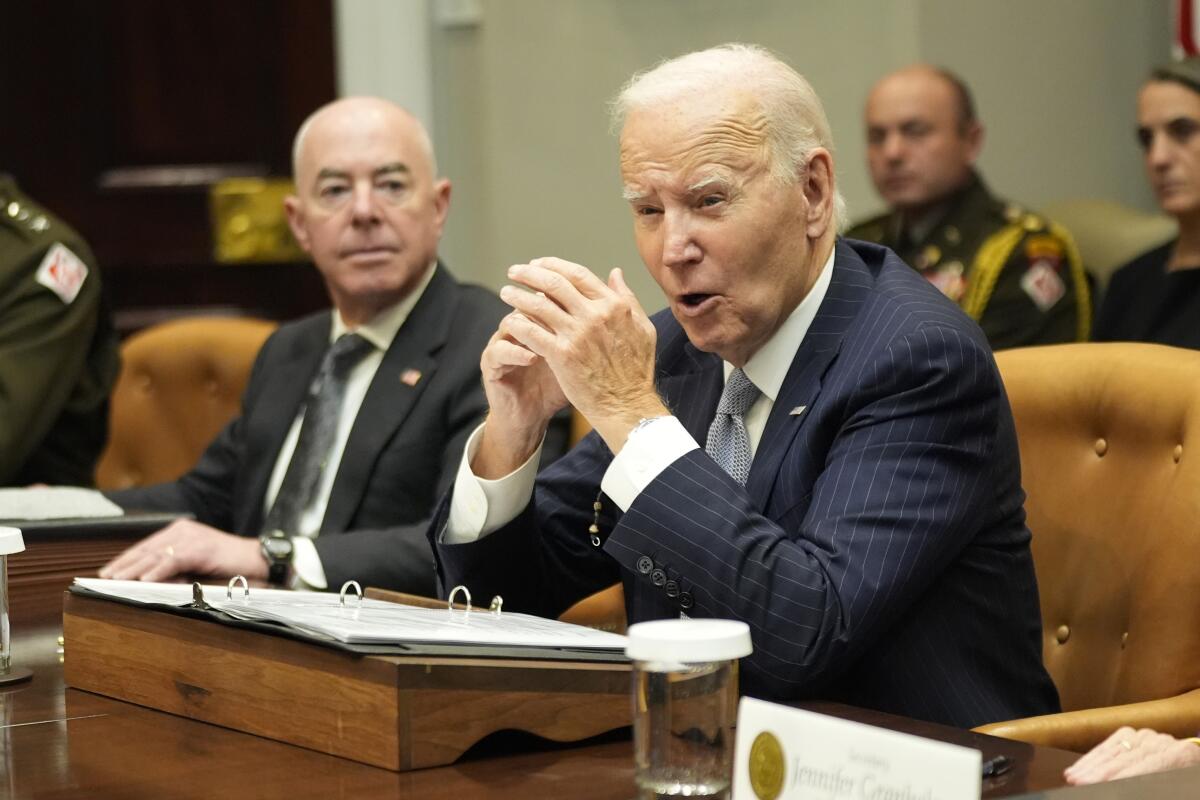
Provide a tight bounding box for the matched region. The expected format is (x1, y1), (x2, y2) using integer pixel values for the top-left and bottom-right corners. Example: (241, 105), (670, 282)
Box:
(400, 368), (422, 387)
(790, 405), (807, 416)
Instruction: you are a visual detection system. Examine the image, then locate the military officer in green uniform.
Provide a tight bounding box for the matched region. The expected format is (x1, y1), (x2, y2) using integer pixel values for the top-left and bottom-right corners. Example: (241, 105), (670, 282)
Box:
(846, 65), (1090, 349)
(0, 174), (120, 485)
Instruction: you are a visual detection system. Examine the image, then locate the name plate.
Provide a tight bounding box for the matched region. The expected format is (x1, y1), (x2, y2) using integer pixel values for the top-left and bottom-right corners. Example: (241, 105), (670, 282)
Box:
(733, 698), (980, 800)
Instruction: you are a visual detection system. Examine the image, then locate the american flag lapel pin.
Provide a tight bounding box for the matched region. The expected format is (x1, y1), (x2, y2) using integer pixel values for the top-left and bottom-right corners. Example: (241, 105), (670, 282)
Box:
(400, 368), (422, 387)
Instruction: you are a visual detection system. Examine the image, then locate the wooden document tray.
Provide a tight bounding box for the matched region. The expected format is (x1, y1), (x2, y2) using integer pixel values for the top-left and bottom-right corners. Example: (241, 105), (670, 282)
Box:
(62, 592), (632, 771)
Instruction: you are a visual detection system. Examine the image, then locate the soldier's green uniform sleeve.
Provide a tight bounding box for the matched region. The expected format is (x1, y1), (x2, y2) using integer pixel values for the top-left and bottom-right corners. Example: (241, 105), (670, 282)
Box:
(0, 239), (103, 484)
(963, 218), (1091, 350)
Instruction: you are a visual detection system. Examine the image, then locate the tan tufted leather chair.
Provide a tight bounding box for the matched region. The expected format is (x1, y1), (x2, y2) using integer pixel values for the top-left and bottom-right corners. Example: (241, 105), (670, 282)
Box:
(95, 317), (277, 490)
(975, 343), (1200, 752)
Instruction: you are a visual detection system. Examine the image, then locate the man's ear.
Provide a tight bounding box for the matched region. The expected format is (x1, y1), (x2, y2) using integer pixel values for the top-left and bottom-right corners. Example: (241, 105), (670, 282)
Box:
(803, 148), (835, 240)
(964, 120), (985, 165)
(432, 178), (452, 235)
(283, 195), (312, 253)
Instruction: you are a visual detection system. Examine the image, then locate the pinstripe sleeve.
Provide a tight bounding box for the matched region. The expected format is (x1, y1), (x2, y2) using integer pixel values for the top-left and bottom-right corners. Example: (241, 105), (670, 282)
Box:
(607, 322), (1002, 698)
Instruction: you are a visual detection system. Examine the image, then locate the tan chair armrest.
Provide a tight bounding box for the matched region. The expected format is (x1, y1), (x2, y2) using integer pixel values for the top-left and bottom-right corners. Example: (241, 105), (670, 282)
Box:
(558, 583), (626, 633)
(975, 688), (1200, 753)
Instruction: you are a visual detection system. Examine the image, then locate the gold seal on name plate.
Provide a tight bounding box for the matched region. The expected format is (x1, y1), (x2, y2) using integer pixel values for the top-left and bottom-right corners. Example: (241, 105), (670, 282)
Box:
(748, 730), (785, 800)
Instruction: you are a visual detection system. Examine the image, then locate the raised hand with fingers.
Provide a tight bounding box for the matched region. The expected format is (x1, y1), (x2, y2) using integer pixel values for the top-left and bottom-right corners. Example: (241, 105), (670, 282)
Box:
(497, 257), (666, 452)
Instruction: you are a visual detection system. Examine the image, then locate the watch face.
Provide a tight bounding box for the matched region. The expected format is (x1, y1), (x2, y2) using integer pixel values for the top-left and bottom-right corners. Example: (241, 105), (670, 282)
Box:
(264, 536), (293, 560)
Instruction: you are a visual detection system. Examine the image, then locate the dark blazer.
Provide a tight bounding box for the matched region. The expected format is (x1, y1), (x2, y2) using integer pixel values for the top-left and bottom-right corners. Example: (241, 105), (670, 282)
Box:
(434, 240), (1060, 728)
(111, 264), (506, 593)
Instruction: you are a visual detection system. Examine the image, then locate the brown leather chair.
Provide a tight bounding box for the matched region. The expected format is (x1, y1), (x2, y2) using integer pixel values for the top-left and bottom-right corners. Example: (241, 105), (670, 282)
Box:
(559, 583), (626, 634)
(95, 317), (277, 490)
(975, 343), (1200, 752)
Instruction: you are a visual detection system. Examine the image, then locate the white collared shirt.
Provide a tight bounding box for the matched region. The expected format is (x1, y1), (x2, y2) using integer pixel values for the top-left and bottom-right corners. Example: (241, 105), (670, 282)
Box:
(443, 247), (836, 542)
(272, 262), (437, 587)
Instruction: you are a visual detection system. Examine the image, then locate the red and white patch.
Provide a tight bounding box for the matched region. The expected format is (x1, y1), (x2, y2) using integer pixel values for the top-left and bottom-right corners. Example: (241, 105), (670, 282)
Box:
(926, 269), (968, 303)
(35, 243), (89, 304)
(1020, 260), (1066, 312)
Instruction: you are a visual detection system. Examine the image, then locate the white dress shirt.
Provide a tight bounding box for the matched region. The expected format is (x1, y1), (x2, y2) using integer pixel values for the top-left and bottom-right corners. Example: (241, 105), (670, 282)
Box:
(270, 263), (437, 588)
(444, 247), (836, 543)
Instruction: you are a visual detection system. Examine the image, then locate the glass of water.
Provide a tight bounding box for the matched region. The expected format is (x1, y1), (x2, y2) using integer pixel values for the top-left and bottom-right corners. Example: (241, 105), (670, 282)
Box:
(626, 619), (752, 799)
(0, 527), (25, 675)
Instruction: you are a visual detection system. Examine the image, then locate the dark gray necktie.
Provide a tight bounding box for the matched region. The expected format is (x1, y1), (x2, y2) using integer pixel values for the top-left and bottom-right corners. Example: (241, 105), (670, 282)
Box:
(704, 368), (761, 485)
(262, 333), (374, 534)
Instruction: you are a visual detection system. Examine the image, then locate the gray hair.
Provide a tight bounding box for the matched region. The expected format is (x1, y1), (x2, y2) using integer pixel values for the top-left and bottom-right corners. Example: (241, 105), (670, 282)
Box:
(611, 43), (846, 229)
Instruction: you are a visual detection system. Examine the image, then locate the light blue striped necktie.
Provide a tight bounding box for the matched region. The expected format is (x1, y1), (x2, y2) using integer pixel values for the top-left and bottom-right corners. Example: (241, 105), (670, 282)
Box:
(704, 367), (761, 485)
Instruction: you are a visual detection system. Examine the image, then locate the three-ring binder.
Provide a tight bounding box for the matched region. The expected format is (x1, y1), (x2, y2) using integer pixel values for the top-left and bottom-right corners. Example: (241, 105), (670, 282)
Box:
(443, 584), (504, 616)
(196, 576), (504, 618)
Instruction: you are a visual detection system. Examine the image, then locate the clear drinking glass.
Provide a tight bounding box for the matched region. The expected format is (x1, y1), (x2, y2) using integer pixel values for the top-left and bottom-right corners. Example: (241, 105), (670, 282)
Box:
(0, 527), (25, 675)
(626, 619), (752, 799)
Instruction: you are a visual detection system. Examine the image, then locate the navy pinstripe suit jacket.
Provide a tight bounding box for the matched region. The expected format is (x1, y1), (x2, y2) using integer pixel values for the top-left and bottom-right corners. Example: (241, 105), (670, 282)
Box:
(434, 239), (1060, 728)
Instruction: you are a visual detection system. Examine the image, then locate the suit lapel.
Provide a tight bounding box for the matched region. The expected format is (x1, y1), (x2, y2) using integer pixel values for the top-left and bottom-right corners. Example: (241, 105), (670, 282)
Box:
(319, 265), (457, 534)
(239, 315), (331, 533)
(744, 241), (872, 507)
(649, 319), (723, 442)
(659, 350), (724, 444)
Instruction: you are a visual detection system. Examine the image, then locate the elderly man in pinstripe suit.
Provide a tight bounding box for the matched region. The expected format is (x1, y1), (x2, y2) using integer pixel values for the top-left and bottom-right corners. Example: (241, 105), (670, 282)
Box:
(430, 43), (1060, 728)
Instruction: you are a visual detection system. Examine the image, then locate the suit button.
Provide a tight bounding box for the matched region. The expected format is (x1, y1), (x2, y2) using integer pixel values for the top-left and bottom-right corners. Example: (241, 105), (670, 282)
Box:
(636, 556), (653, 575)
(1055, 624), (1070, 644)
(650, 569), (666, 587)
(664, 580), (679, 598)
(678, 592), (694, 610)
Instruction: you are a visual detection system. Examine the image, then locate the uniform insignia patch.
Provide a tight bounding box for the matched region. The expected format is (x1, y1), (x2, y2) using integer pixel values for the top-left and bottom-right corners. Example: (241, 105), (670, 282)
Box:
(926, 261), (968, 303)
(35, 243), (88, 304)
(1021, 260), (1066, 311)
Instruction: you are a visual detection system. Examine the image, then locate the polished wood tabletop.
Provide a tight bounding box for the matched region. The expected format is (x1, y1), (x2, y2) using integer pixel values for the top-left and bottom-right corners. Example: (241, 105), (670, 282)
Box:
(3, 526), (1088, 800)
(1, 599), (1085, 800)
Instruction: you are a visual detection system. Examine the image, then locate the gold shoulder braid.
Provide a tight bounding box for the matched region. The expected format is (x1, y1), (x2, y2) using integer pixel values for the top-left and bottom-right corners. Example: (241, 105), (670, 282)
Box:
(961, 213), (1090, 340)
(961, 223), (1024, 322)
(1048, 220), (1091, 341)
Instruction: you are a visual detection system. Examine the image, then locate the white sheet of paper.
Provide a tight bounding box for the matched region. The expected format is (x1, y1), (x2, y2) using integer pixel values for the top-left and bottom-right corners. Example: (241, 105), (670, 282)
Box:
(733, 697), (980, 800)
(0, 487), (123, 520)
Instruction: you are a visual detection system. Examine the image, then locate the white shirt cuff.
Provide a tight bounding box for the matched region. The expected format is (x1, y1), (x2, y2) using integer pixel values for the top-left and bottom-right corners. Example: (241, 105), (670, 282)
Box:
(443, 423), (543, 544)
(289, 536), (327, 590)
(601, 416), (698, 511)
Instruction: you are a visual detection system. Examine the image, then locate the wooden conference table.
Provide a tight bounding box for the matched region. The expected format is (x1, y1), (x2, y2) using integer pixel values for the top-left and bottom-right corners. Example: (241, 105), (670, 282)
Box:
(3, 525), (1195, 798)
(1, 609), (1072, 799)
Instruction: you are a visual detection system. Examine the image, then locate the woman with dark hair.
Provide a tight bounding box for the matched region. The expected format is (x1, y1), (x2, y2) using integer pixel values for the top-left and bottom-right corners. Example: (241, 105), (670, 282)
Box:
(1093, 57), (1200, 348)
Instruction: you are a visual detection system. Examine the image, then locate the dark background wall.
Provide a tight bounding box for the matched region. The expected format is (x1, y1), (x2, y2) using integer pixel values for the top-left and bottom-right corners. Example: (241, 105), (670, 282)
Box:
(0, 0), (339, 331)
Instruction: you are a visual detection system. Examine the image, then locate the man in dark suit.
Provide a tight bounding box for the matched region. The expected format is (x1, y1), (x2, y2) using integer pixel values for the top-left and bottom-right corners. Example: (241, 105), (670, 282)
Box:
(100, 97), (506, 593)
(431, 44), (1059, 727)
